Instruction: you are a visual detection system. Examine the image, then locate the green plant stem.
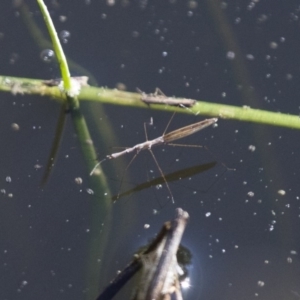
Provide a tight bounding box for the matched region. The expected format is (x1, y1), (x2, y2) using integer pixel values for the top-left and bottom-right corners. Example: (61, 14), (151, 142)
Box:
(1, 75), (299, 130)
(36, 0), (79, 107)
(82, 87), (300, 129)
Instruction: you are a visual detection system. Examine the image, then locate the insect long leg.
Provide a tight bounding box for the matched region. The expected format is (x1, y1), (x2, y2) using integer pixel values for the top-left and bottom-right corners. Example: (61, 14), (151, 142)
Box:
(115, 151), (140, 200)
(148, 148), (175, 204)
(167, 143), (234, 171)
(166, 143), (204, 148)
(162, 112), (176, 136)
(144, 122), (149, 141)
(154, 87), (166, 96)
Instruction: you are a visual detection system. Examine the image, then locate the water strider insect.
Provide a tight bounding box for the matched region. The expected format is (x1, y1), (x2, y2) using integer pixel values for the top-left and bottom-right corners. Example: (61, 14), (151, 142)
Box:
(138, 88), (196, 107)
(90, 114), (218, 203)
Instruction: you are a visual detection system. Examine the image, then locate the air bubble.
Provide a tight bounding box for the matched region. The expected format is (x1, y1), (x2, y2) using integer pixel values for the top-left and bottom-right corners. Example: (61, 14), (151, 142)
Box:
(86, 188), (94, 195)
(11, 123), (20, 131)
(40, 49), (55, 63)
(59, 30), (71, 43)
(74, 177), (83, 185)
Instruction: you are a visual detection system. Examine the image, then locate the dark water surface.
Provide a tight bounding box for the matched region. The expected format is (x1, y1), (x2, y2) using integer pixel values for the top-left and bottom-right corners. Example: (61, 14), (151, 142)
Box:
(0, 1), (300, 299)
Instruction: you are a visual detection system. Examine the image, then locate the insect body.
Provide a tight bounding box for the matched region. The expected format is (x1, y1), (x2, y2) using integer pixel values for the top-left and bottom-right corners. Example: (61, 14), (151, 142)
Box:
(106, 118), (217, 159)
(138, 88), (196, 107)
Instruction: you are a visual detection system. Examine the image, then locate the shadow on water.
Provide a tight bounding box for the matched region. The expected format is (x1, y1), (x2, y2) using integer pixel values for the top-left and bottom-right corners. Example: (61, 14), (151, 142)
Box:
(111, 161), (218, 201)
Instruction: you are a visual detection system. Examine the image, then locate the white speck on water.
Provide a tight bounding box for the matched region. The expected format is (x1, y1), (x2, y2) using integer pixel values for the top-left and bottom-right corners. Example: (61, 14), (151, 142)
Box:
(278, 189), (286, 196)
(20, 280), (28, 287)
(286, 73), (293, 80)
(155, 184), (163, 190)
(86, 188), (94, 195)
(235, 17), (241, 24)
(205, 212), (211, 217)
(59, 30), (71, 43)
(270, 42), (278, 49)
(226, 51), (235, 60)
(246, 54), (255, 60)
(74, 177), (82, 185)
(247, 191), (254, 197)
(11, 123), (20, 131)
(59, 15), (67, 22)
(257, 281), (265, 287)
(132, 31), (140, 38)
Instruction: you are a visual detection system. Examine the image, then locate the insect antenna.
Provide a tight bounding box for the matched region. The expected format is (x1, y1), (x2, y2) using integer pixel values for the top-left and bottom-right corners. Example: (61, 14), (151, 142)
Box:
(90, 158), (107, 176)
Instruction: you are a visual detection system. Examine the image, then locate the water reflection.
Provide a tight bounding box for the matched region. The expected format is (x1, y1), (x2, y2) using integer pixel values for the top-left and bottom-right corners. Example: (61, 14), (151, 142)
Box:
(112, 161), (217, 201)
